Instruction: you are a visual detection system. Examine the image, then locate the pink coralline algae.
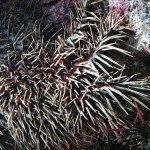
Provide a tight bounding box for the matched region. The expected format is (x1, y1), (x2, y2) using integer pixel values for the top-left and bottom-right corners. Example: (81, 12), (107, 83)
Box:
(36, 0), (74, 25)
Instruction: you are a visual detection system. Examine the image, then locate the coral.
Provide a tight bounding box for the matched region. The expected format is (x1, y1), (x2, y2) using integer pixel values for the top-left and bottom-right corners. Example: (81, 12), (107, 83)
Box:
(0, 0), (150, 149)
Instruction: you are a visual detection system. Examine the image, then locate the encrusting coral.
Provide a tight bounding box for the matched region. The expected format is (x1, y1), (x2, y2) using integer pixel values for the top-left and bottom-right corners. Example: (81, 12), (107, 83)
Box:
(0, 0), (150, 149)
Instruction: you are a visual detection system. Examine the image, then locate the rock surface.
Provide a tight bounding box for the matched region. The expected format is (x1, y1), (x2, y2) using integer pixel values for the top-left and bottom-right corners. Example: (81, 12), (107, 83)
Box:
(128, 0), (150, 53)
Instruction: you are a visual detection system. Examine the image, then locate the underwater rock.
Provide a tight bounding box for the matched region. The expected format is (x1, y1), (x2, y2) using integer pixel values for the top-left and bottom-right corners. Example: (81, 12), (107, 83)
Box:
(128, 0), (150, 52)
